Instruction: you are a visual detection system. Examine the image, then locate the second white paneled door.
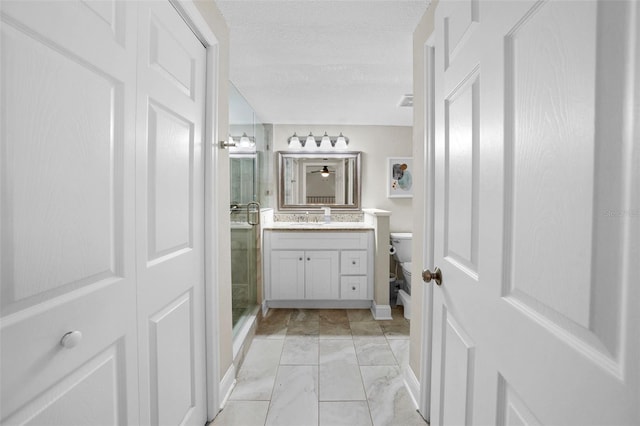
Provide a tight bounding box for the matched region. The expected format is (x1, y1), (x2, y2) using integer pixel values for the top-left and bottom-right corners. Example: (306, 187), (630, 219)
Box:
(135, 2), (207, 425)
(428, 0), (639, 425)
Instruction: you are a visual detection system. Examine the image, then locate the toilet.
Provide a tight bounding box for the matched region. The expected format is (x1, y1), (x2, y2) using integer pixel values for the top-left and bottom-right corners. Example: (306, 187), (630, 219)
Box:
(390, 232), (412, 320)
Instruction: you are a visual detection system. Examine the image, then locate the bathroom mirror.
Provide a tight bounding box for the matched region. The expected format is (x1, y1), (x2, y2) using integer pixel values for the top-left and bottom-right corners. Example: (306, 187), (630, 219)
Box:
(277, 151), (361, 210)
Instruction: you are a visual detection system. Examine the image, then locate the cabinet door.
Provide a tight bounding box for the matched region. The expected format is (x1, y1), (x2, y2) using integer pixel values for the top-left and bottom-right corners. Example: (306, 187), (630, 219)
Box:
(271, 251), (305, 299)
(304, 251), (339, 300)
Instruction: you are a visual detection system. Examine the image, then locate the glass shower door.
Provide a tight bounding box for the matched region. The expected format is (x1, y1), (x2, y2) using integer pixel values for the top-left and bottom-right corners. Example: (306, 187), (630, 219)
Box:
(230, 204), (259, 332)
(229, 152), (260, 332)
(228, 82), (271, 336)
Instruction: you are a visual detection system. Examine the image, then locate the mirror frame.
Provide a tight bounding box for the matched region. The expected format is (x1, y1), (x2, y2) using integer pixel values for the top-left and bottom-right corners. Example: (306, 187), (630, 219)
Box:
(277, 151), (362, 211)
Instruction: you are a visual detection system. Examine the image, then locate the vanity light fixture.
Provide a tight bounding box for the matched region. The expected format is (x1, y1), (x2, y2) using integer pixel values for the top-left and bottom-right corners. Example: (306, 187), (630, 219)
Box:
(287, 132), (349, 150)
(228, 133), (256, 152)
(319, 132), (332, 150)
(289, 133), (302, 150)
(228, 133), (256, 147)
(239, 132), (254, 147)
(334, 132), (348, 150)
(304, 133), (317, 150)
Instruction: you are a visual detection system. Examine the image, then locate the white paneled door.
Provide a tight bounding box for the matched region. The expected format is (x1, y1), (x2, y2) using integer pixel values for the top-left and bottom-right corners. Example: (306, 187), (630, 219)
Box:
(1, 1), (208, 424)
(428, 0), (639, 425)
(135, 2), (207, 424)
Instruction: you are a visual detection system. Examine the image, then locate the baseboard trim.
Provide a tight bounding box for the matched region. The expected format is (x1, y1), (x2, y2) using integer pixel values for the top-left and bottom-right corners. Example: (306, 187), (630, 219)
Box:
(370, 302), (392, 320)
(404, 365), (421, 410)
(219, 363), (236, 408)
(232, 309), (258, 359)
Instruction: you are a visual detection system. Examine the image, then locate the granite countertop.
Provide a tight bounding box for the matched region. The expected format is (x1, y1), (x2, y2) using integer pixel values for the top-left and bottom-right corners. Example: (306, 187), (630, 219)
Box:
(263, 222), (374, 230)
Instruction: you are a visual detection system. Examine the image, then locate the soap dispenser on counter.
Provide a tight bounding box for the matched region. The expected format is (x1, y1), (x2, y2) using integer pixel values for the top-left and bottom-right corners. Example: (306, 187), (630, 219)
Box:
(322, 206), (331, 224)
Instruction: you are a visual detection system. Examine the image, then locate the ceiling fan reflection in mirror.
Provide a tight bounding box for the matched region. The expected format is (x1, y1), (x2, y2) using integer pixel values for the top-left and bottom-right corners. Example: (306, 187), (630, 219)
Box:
(309, 165), (334, 177)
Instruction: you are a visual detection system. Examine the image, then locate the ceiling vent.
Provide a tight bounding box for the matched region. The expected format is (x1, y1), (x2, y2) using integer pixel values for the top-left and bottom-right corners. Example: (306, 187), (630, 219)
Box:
(398, 94), (413, 107)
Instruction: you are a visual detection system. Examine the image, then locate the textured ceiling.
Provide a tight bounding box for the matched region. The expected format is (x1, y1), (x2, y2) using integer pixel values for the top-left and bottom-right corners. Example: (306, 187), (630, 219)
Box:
(215, 0), (430, 126)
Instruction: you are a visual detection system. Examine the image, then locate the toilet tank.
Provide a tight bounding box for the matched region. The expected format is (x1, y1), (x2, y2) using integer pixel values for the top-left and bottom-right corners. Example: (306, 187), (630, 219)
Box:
(390, 232), (412, 263)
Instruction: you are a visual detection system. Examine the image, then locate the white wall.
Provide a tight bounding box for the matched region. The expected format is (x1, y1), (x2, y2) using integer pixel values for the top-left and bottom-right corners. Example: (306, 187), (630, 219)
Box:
(272, 124), (413, 232)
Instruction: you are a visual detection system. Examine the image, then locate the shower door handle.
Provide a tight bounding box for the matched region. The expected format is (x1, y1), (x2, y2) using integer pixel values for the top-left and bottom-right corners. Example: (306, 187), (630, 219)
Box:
(247, 201), (260, 226)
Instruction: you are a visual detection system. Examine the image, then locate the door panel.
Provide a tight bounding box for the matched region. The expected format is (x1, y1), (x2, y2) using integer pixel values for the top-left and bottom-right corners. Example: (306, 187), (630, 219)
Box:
(444, 68), (479, 275)
(496, 375), (542, 426)
(147, 100), (193, 260)
(439, 308), (475, 426)
(444, 0), (479, 69)
(1, 1), (139, 423)
(429, 0), (639, 425)
(5, 344), (124, 425)
(504, 0), (597, 331)
(150, 291), (197, 426)
(135, 2), (207, 425)
(149, 14), (196, 98)
(1, 20), (120, 310)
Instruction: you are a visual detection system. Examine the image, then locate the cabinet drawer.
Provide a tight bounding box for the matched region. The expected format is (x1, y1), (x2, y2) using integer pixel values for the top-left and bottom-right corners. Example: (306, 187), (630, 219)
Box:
(340, 251), (367, 275)
(340, 276), (368, 299)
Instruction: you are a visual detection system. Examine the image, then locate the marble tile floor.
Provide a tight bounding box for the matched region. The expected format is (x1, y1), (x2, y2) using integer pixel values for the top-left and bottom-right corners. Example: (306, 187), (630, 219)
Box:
(210, 307), (427, 426)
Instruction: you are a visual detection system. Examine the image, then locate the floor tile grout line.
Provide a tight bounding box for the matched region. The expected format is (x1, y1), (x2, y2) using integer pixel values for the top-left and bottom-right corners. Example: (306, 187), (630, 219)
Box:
(263, 311), (291, 426)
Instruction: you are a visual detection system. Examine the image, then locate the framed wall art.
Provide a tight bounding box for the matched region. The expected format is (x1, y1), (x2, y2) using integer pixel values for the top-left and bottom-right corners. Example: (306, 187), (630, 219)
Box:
(387, 157), (413, 198)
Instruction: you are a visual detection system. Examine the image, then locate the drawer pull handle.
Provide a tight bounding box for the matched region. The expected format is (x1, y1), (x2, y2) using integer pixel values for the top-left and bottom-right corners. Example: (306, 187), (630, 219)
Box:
(60, 331), (82, 349)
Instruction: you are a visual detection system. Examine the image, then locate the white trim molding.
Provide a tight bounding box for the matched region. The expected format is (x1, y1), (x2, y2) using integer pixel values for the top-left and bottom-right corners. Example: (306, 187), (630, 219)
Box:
(371, 302), (392, 320)
(219, 364), (237, 410)
(404, 365), (421, 410)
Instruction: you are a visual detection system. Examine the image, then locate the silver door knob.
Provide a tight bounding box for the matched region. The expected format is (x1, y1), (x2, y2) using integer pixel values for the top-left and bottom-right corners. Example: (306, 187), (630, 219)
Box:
(422, 267), (442, 286)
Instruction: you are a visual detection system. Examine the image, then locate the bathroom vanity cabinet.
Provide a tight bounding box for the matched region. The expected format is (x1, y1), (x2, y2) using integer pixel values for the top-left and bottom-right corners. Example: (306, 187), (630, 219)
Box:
(263, 229), (374, 308)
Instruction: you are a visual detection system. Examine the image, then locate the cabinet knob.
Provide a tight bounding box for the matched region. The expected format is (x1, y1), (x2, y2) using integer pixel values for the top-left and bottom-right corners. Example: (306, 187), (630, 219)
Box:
(307, 257), (310, 261)
(352, 286), (356, 291)
(60, 331), (82, 349)
(299, 257), (303, 261)
(352, 260), (356, 265)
